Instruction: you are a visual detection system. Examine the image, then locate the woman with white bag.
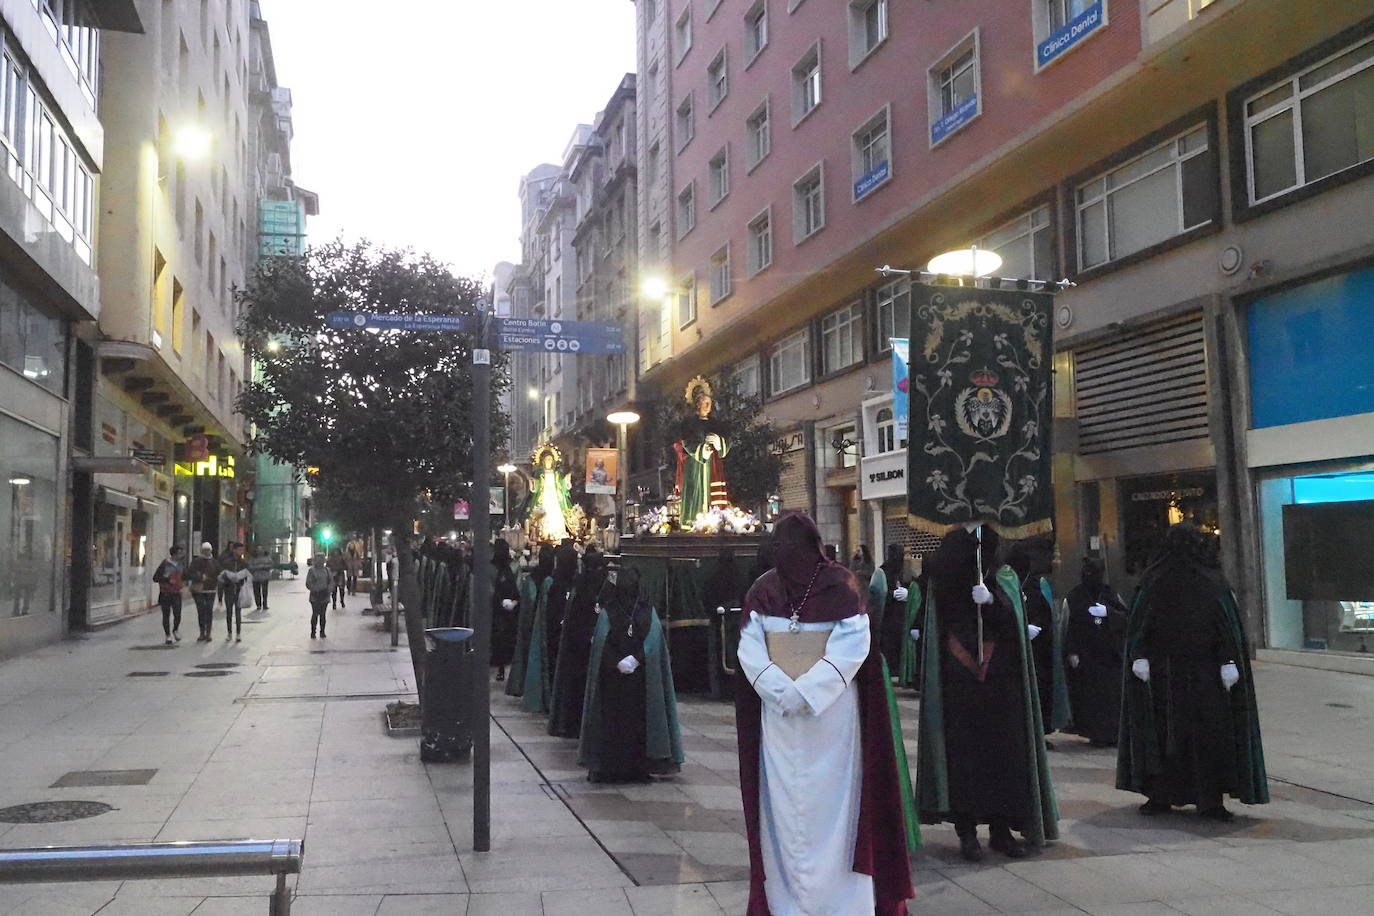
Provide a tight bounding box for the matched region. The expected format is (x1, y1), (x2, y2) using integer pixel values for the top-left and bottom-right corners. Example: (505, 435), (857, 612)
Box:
(218, 542), (251, 642)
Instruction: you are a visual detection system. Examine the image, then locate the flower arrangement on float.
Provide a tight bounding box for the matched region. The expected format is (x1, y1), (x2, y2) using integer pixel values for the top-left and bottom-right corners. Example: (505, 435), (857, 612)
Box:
(690, 506), (762, 535)
(636, 506), (673, 536)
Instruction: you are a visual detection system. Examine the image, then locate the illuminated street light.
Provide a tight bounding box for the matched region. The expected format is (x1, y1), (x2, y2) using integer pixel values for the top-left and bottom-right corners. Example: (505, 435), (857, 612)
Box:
(7, 477), (31, 486)
(497, 463), (517, 529)
(926, 246), (1003, 277)
(607, 410), (641, 534)
(527, 387), (539, 401)
(640, 276), (669, 301)
(266, 339), (281, 353)
(173, 125), (213, 160)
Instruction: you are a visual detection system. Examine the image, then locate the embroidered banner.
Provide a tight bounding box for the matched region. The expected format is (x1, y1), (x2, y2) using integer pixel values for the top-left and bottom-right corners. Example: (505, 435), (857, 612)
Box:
(906, 284), (1054, 538)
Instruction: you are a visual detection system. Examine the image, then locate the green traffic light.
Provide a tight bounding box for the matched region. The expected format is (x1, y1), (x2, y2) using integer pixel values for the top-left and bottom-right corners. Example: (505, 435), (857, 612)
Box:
(321, 527), (334, 543)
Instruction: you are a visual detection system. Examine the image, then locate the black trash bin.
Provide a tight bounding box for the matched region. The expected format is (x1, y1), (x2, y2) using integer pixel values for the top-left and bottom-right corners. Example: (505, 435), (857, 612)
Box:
(420, 627), (474, 762)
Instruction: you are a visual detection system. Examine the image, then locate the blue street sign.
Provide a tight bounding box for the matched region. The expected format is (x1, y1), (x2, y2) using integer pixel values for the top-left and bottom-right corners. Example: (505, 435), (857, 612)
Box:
(853, 160), (890, 201)
(1037, 2), (1105, 69)
(931, 94), (979, 145)
(496, 331), (626, 355)
(325, 311), (472, 332)
(496, 317), (623, 339)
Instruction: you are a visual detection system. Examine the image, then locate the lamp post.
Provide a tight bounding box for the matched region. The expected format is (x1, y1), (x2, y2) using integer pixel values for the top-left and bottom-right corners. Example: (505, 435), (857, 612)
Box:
(607, 410), (640, 536)
(496, 463), (517, 530)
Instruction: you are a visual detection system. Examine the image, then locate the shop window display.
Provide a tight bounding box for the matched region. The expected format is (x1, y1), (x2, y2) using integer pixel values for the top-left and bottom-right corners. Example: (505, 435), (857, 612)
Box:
(1259, 467), (1374, 653)
(1, 417), (58, 617)
(1120, 471), (1220, 581)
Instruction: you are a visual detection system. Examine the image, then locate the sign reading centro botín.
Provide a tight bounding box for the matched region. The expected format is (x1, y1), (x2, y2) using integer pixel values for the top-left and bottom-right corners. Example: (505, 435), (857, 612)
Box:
(325, 312), (626, 355)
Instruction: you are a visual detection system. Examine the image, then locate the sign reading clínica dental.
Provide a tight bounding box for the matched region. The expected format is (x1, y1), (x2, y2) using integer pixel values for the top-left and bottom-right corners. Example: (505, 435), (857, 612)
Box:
(853, 160), (890, 200)
(906, 283), (1055, 538)
(1036, 1), (1105, 69)
(931, 95), (979, 145)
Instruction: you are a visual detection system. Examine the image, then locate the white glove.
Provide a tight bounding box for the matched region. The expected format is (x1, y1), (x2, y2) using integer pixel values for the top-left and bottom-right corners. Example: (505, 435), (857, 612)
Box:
(1088, 603), (1108, 618)
(716, 605), (726, 615)
(893, 586), (909, 602)
(1132, 658), (1150, 682)
(501, 599), (517, 611)
(910, 628), (921, 641)
(616, 655), (640, 675)
(1220, 662), (1240, 691)
(776, 682), (812, 717)
(1027, 624), (1043, 640)
(1068, 653), (1080, 668)
(972, 583), (994, 605)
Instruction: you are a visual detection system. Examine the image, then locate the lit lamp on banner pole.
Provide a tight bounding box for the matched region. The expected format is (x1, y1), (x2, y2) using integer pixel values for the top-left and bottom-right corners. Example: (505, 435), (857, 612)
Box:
(607, 410), (640, 536)
(926, 245), (1002, 280)
(496, 463), (517, 530)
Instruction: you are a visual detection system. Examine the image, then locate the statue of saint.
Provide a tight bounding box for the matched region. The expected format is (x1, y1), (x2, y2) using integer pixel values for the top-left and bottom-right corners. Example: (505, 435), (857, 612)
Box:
(675, 376), (730, 530)
(527, 444), (574, 543)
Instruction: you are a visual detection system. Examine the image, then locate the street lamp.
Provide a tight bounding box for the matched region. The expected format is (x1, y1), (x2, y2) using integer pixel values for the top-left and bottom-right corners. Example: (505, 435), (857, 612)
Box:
(640, 276), (669, 301)
(497, 463), (517, 530)
(173, 124), (213, 160)
(607, 410), (640, 535)
(926, 245), (1003, 278)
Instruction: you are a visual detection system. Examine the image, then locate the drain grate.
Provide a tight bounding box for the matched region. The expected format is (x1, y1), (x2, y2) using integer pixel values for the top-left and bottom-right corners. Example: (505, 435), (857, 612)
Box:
(1326, 702), (1355, 709)
(185, 670), (234, 678)
(130, 645), (177, 651)
(52, 769), (157, 788)
(127, 671), (170, 678)
(0, 801), (115, 823)
(194, 662), (241, 669)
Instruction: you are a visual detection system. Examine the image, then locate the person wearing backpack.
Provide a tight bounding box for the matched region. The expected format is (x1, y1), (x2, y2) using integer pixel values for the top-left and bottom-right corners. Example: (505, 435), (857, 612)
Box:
(151, 546), (186, 645)
(305, 555), (332, 639)
(187, 543), (219, 642)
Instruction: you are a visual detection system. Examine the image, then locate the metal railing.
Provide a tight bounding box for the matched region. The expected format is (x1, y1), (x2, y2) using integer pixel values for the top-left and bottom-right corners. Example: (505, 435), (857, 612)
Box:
(0, 838), (304, 914)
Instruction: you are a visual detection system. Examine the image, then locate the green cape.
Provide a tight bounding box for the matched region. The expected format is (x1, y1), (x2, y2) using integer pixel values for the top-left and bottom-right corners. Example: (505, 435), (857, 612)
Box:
(915, 566), (1060, 845)
(577, 606), (684, 772)
(519, 576), (552, 714)
(1038, 577), (1073, 734)
(504, 573), (539, 698)
(866, 567), (921, 850)
(1116, 587), (1269, 805)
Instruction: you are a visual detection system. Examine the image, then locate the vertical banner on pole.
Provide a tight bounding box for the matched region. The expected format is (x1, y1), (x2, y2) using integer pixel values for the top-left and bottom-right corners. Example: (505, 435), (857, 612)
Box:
(905, 283), (1055, 538)
(890, 338), (910, 441)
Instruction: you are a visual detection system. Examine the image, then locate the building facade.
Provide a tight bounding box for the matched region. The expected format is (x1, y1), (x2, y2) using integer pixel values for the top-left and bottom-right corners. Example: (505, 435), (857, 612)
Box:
(0, 0), (141, 660)
(636, 0), (1374, 662)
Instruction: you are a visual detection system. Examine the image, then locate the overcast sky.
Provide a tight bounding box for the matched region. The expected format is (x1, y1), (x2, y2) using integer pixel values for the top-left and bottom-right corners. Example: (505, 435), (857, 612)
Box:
(263, 0), (637, 283)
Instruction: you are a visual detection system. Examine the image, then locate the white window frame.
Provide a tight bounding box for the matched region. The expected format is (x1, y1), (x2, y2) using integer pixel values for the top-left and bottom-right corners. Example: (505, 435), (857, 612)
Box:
(747, 206), (773, 276)
(674, 6), (693, 65)
(874, 276), (909, 353)
(707, 48), (728, 111)
(820, 300), (864, 375)
(1243, 35), (1374, 206)
(678, 272), (698, 328)
(1075, 124), (1211, 271)
(746, 98), (771, 171)
(851, 104), (892, 201)
(791, 42), (822, 126)
(1032, 0), (1108, 73)
(706, 0), (725, 20)
(928, 29), (982, 148)
(848, 0), (889, 70)
(708, 145), (730, 207)
(676, 92), (695, 152)
(677, 181), (696, 238)
(974, 204), (1054, 281)
(769, 327), (812, 395)
(792, 162), (825, 243)
(710, 244), (733, 304)
(733, 354), (762, 399)
(745, 0), (769, 66)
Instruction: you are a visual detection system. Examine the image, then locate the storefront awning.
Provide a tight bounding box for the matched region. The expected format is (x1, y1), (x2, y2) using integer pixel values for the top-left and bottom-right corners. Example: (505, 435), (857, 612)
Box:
(73, 455), (146, 475)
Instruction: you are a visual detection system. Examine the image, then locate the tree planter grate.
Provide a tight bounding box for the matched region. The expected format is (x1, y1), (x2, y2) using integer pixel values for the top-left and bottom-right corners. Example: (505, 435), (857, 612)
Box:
(0, 801), (114, 823)
(184, 670), (235, 678)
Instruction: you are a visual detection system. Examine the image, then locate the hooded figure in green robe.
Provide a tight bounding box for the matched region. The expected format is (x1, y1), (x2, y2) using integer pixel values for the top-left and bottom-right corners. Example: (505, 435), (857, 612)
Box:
(578, 570), (684, 782)
(506, 545), (553, 699)
(1117, 522), (1268, 820)
(867, 563), (922, 852)
(914, 526), (1059, 862)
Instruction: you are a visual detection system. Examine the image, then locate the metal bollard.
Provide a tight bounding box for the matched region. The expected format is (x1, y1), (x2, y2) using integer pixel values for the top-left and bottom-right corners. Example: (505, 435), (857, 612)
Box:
(0, 838), (303, 914)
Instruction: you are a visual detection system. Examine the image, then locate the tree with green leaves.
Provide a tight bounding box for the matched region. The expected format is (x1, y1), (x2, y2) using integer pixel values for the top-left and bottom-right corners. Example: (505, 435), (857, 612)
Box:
(652, 371), (786, 515)
(236, 239), (508, 684)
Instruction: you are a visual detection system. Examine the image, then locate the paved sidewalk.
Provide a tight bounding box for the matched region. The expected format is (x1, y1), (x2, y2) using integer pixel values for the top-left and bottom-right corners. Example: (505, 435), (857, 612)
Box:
(2, 576), (1374, 915)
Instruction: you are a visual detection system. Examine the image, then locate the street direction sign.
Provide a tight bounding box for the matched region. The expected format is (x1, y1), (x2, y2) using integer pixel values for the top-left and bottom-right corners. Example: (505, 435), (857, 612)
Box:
(496, 331), (626, 354)
(325, 311), (472, 332)
(496, 317), (623, 339)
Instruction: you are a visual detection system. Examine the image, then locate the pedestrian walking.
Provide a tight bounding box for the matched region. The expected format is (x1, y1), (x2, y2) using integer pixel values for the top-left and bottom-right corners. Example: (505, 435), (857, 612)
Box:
(218, 542), (250, 642)
(735, 513), (914, 916)
(345, 545), (362, 595)
(248, 546), (274, 611)
(327, 548), (347, 610)
(490, 539), (519, 682)
(306, 555), (331, 639)
(151, 545), (186, 645)
(188, 543), (219, 641)
(1118, 522), (1268, 820)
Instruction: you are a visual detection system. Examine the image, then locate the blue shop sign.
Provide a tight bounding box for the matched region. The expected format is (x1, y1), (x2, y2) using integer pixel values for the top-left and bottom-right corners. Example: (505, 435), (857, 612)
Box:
(931, 94), (978, 145)
(853, 160), (890, 200)
(1036, 2), (1105, 69)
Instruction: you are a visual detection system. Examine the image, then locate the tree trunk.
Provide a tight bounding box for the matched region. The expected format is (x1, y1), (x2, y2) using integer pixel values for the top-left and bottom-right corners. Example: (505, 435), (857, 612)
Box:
(393, 526), (428, 693)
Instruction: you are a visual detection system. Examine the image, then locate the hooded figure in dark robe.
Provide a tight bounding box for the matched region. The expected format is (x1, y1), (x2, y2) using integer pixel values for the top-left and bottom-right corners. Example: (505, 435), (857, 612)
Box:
(1117, 523), (1268, 820)
(1062, 558), (1129, 746)
(506, 544), (554, 699)
(549, 547), (608, 738)
(915, 526), (1059, 862)
(578, 568), (684, 782)
(490, 539), (520, 680)
(736, 513), (914, 916)
(546, 539), (579, 673)
(1007, 540), (1072, 743)
(871, 544), (912, 676)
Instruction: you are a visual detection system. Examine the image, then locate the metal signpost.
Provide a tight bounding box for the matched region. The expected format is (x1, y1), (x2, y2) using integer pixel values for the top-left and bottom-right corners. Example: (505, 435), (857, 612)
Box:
(324, 307), (623, 853)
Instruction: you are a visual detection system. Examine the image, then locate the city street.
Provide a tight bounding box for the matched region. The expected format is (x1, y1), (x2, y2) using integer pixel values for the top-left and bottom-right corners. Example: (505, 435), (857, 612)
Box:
(1, 577), (1374, 914)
